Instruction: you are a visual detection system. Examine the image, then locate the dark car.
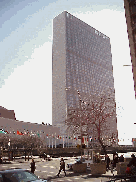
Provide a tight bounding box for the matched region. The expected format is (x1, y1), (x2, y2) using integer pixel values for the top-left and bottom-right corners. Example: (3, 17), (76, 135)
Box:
(0, 168), (47, 182)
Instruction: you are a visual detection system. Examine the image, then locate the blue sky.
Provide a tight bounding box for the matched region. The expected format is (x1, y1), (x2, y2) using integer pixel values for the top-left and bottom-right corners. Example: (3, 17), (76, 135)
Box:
(0, 0), (135, 145)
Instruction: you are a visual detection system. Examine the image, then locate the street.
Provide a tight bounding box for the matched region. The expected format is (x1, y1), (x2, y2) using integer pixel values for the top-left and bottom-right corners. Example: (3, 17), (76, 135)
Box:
(0, 156), (117, 182)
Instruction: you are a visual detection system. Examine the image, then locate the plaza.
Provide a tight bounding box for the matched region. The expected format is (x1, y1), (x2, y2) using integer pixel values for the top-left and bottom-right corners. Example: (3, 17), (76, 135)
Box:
(0, 156), (118, 182)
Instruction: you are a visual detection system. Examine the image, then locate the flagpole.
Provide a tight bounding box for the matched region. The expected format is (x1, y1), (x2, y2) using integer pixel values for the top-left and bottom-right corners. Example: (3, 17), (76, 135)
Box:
(55, 136), (56, 148)
(63, 136), (64, 148)
(55, 133), (56, 148)
(68, 130), (69, 148)
(46, 135), (48, 149)
(49, 136), (50, 148)
(87, 136), (88, 148)
(52, 134), (53, 148)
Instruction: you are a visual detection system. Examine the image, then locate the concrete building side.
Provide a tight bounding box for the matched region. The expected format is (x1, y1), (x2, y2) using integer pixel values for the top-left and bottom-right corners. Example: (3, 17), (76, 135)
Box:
(52, 11), (117, 142)
(52, 11), (67, 135)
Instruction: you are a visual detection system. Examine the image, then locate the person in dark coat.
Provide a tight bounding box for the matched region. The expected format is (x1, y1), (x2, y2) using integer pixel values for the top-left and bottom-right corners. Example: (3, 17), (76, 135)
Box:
(113, 155), (118, 168)
(30, 159), (36, 174)
(127, 154), (136, 167)
(43, 153), (47, 161)
(127, 154), (136, 174)
(0, 156), (2, 164)
(119, 155), (124, 162)
(57, 158), (66, 177)
(105, 155), (110, 171)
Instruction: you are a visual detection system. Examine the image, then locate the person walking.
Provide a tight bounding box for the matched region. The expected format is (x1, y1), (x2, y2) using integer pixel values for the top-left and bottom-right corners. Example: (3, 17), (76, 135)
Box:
(119, 155), (124, 162)
(113, 155), (118, 169)
(57, 158), (66, 177)
(43, 153), (47, 161)
(127, 154), (136, 174)
(30, 158), (36, 174)
(105, 155), (110, 171)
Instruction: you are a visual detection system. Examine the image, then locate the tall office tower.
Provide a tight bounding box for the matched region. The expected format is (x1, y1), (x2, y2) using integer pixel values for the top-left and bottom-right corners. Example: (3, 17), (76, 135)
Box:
(52, 11), (117, 141)
(124, 0), (136, 98)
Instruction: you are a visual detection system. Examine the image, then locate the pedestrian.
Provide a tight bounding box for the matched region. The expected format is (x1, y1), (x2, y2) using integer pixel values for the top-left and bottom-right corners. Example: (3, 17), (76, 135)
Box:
(119, 155), (124, 162)
(127, 154), (136, 174)
(105, 155), (110, 171)
(30, 158), (36, 174)
(45, 154), (47, 161)
(43, 153), (47, 160)
(57, 158), (66, 177)
(113, 155), (118, 168)
(95, 155), (100, 163)
(0, 156), (2, 164)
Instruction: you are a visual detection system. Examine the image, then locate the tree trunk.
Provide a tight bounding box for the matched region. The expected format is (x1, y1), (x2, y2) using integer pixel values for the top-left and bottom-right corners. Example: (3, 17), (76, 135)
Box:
(98, 138), (107, 155)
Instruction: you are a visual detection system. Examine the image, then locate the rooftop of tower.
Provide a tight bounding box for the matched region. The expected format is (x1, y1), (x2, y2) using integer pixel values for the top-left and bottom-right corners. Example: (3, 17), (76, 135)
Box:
(54, 11), (110, 40)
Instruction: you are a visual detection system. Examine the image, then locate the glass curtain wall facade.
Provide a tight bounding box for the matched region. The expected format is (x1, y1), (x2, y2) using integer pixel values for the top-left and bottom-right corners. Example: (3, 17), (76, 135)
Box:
(52, 11), (117, 141)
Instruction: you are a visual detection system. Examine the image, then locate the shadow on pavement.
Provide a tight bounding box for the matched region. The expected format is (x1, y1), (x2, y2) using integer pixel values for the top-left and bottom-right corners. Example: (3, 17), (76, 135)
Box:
(1, 161), (12, 164)
(46, 168), (111, 181)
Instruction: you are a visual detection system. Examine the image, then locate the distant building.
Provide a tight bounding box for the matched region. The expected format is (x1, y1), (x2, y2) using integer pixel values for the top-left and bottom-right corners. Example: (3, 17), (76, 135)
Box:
(0, 106), (16, 120)
(124, 0), (136, 98)
(52, 11), (117, 143)
(132, 138), (136, 146)
(0, 117), (60, 147)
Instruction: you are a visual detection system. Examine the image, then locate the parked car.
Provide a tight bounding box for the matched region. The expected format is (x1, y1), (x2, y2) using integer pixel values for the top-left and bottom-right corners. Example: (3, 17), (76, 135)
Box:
(0, 168), (47, 182)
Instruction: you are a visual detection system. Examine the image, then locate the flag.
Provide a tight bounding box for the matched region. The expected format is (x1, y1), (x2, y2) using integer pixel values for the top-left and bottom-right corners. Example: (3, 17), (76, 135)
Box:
(0, 130), (6, 134)
(5, 130), (9, 134)
(17, 130), (23, 135)
(37, 132), (40, 137)
(0, 129), (7, 133)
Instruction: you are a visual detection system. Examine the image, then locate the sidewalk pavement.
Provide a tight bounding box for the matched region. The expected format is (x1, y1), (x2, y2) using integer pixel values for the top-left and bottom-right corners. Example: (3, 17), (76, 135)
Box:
(10, 158), (122, 181)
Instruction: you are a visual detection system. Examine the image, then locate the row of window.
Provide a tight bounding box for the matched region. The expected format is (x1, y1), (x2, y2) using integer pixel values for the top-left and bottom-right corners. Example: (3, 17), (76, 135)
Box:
(66, 14), (109, 40)
(66, 53), (112, 71)
(66, 61), (112, 79)
(66, 32), (109, 51)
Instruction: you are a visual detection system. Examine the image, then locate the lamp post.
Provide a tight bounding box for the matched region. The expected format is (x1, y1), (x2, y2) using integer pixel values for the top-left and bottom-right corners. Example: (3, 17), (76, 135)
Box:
(8, 138), (11, 161)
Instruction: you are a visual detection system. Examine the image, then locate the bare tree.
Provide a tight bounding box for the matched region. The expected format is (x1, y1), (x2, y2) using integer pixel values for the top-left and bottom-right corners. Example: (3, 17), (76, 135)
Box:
(65, 89), (117, 155)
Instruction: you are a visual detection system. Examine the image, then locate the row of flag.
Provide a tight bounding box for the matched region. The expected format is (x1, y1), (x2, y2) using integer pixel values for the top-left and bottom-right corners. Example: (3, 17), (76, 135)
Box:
(0, 129), (88, 141)
(0, 129), (118, 142)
